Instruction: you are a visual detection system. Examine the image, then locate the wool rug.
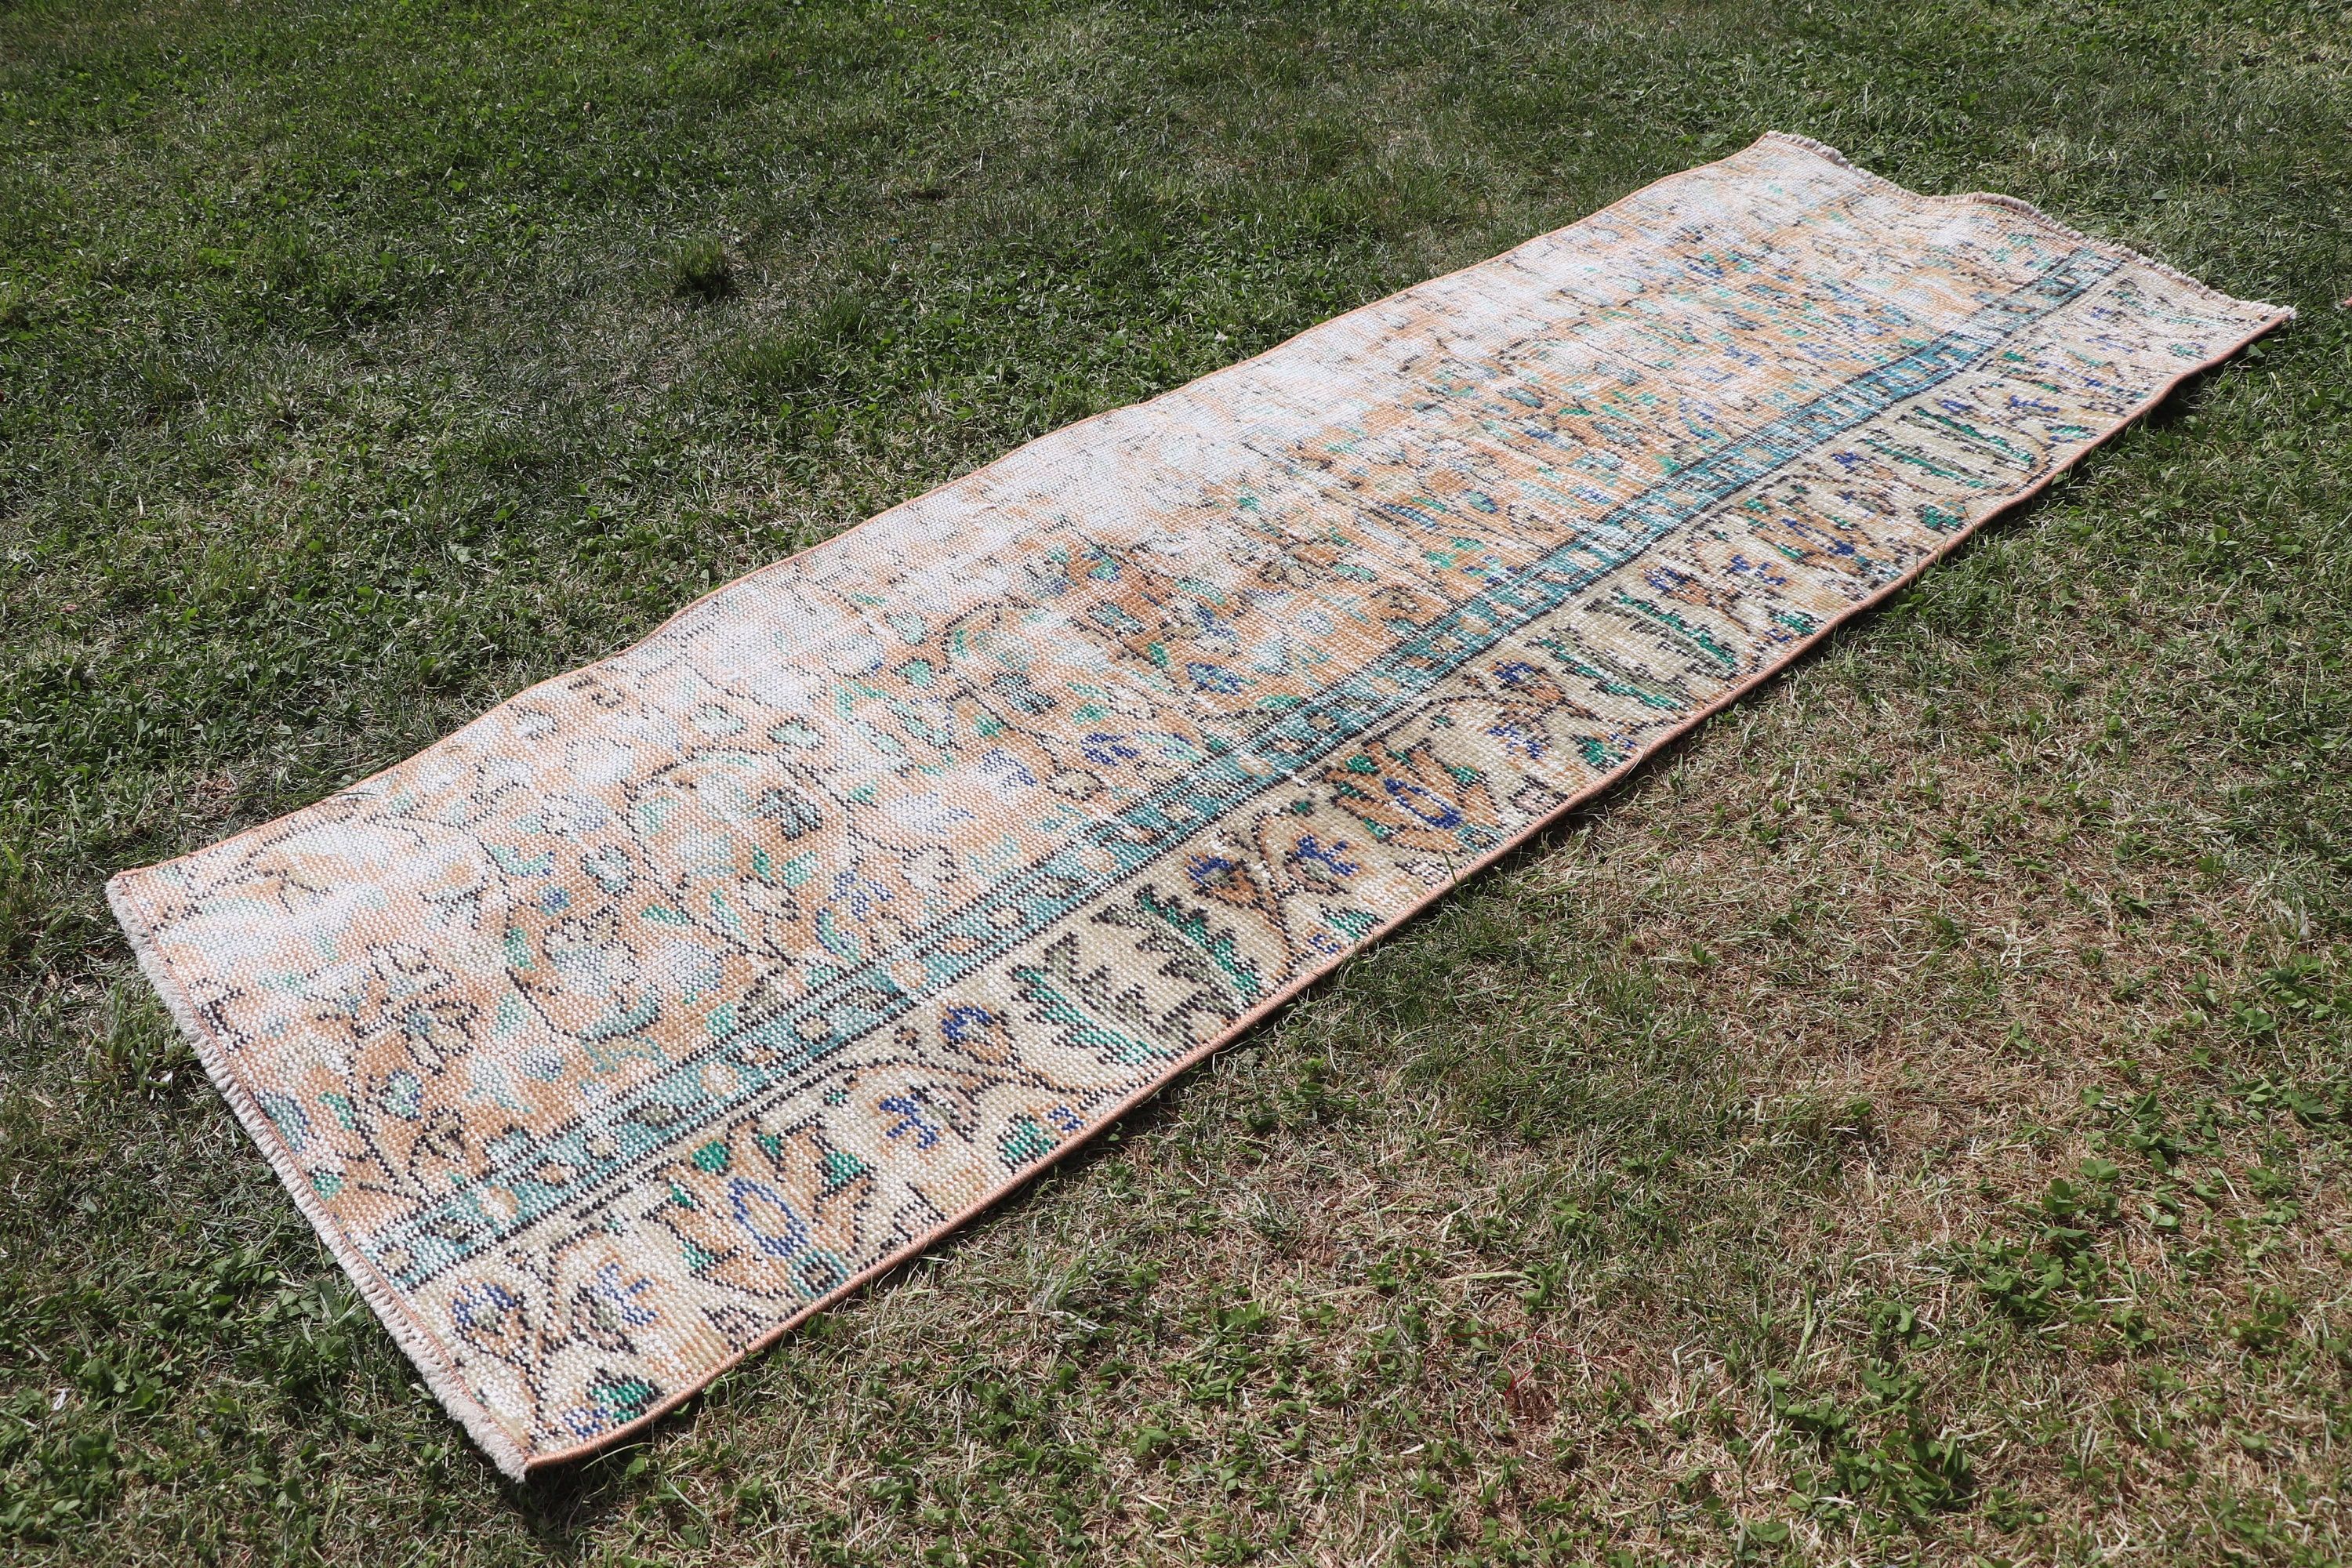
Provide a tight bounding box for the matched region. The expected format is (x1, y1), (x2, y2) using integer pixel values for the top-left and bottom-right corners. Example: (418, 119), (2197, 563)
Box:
(110, 133), (2289, 1478)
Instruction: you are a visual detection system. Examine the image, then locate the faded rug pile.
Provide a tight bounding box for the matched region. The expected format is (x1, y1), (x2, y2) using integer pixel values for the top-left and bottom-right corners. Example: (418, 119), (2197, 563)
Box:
(110, 134), (2289, 1476)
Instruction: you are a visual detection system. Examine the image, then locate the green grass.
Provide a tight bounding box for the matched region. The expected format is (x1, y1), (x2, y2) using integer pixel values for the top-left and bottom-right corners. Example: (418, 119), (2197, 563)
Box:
(4, 0), (2350, 1560)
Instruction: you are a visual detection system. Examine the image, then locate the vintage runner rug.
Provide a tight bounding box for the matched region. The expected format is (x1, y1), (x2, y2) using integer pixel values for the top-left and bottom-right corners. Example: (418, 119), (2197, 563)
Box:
(110, 133), (2288, 1477)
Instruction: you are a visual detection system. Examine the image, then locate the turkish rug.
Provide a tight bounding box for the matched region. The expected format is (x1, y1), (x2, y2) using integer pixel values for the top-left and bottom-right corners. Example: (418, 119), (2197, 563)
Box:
(110, 133), (2289, 1477)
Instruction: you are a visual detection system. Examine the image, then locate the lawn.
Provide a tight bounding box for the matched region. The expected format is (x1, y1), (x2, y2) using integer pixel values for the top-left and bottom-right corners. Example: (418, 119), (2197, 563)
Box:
(3, 0), (2350, 1561)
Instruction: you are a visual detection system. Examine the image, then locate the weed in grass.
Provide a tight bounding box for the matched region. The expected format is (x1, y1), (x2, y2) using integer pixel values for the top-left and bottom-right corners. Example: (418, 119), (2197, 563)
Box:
(669, 238), (735, 303)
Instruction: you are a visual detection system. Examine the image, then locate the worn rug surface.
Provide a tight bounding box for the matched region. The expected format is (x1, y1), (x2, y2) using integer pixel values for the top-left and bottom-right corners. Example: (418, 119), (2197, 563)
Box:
(109, 133), (2289, 1477)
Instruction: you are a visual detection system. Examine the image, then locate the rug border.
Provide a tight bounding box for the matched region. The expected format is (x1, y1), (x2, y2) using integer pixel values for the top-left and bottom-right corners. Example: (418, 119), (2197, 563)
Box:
(103, 132), (2296, 1481)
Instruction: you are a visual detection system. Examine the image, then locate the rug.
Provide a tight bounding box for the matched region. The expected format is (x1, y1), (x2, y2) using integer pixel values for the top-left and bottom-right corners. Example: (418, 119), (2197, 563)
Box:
(109, 133), (2290, 1478)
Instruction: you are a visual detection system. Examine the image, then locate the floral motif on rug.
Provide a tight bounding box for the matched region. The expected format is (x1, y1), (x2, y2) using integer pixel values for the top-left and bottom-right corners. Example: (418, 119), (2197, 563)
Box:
(110, 133), (2288, 1476)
